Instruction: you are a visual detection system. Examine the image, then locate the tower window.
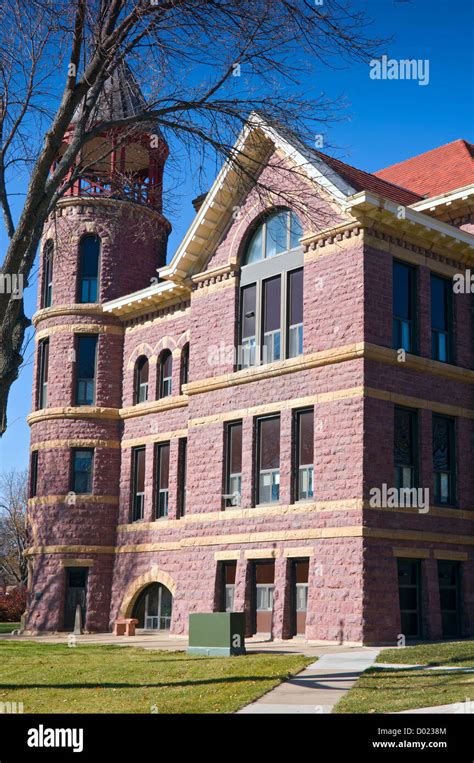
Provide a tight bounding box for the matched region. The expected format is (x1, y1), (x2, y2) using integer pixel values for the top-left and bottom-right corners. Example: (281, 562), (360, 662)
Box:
(180, 343), (189, 390)
(41, 240), (54, 309)
(37, 338), (49, 409)
(75, 335), (98, 406)
(132, 447), (146, 522)
(71, 449), (94, 494)
(30, 451), (39, 497)
(256, 416), (280, 504)
(154, 443), (170, 519)
(78, 235), (100, 303)
(159, 351), (172, 398)
(135, 356), (149, 404)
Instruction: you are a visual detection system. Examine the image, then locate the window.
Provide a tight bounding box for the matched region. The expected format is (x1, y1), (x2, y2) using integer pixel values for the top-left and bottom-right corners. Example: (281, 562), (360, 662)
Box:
(180, 343), (189, 390)
(30, 451), (39, 497)
(393, 261), (416, 353)
(78, 235), (100, 303)
(224, 422), (242, 507)
(256, 416), (280, 504)
(159, 351), (172, 398)
(71, 449), (94, 494)
(239, 209), (303, 368)
(432, 415), (456, 505)
(37, 338), (49, 409)
(431, 274), (453, 363)
(221, 561), (237, 612)
(135, 356), (149, 404)
(75, 335), (97, 406)
(154, 443), (170, 518)
(178, 438), (187, 517)
(397, 558), (422, 639)
(288, 268), (303, 358)
(253, 561), (275, 634)
(41, 240), (54, 308)
(438, 561), (462, 639)
(243, 209), (302, 265)
(132, 447), (145, 521)
(394, 407), (418, 489)
(295, 409), (314, 501)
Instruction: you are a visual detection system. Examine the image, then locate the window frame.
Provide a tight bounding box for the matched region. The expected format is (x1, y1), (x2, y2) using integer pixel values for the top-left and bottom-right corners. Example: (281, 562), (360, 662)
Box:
(135, 356), (149, 404)
(180, 343), (189, 390)
(30, 451), (39, 498)
(159, 350), (173, 399)
(71, 448), (94, 495)
(432, 414), (456, 507)
(394, 406), (419, 490)
(75, 334), (98, 406)
(177, 438), (187, 517)
(154, 442), (170, 519)
(255, 415), (281, 506)
(131, 446), (146, 522)
(37, 337), (49, 409)
(393, 259), (417, 354)
(431, 273), (454, 364)
(224, 421), (243, 508)
(294, 408), (314, 502)
(77, 234), (101, 304)
(41, 240), (54, 309)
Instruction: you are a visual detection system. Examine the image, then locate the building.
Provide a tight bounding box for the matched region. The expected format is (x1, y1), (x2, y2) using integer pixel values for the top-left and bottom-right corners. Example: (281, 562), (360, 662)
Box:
(25, 65), (474, 644)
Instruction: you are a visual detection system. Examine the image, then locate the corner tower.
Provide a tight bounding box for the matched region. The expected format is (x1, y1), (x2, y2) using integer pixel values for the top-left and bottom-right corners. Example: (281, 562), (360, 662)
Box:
(25, 63), (170, 632)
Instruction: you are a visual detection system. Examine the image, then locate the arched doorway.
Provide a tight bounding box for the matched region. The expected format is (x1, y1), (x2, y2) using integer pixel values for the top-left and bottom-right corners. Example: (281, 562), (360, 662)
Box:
(132, 583), (173, 631)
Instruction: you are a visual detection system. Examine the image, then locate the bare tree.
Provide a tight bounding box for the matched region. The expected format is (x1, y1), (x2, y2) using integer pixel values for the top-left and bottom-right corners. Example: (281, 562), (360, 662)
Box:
(0, 468), (28, 585)
(0, 0), (385, 433)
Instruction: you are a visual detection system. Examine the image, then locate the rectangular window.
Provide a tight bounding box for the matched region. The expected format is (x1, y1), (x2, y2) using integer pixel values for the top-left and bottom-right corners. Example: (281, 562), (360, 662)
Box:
(132, 447), (145, 522)
(295, 409), (314, 501)
(224, 422), (242, 507)
(257, 416), (280, 504)
(42, 244), (53, 308)
(178, 438), (187, 517)
(221, 561), (237, 612)
(262, 276), (281, 363)
(154, 443), (170, 519)
(288, 268), (303, 358)
(393, 261), (416, 353)
(37, 338), (49, 409)
(432, 415), (456, 505)
(292, 559), (309, 636)
(253, 561), (275, 634)
(71, 449), (94, 494)
(438, 561), (462, 639)
(394, 407), (418, 489)
(240, 283), (257, 368)
(397, 558), (422, 639)
(30, 451), (39, 497)
(75, 335), (98, 406)
(431, 274), (453, 363)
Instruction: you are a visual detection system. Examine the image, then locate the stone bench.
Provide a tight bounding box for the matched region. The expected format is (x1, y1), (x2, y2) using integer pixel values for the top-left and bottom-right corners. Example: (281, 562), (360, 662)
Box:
(114, 618), (139, 636)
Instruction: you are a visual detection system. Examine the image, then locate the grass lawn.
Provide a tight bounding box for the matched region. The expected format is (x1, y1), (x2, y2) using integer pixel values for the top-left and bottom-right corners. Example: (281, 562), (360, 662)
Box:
(0, 622), (20, 634)
(335, 641), (474, 714)
(0, 642), (312, 714)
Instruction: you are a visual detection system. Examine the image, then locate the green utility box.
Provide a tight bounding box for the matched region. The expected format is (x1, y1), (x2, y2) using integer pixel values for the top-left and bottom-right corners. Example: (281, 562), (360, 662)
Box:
(188, 613), (246, 656)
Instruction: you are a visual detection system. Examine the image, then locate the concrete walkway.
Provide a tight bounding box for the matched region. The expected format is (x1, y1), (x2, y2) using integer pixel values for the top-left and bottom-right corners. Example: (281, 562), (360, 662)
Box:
(399, 701), (474, 714)
(237, 648), (380, 714)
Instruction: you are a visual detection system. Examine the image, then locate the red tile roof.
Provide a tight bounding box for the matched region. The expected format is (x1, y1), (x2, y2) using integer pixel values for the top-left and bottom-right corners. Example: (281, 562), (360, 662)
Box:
(375, 139), (474, 197)
(314, 150), (423, 206)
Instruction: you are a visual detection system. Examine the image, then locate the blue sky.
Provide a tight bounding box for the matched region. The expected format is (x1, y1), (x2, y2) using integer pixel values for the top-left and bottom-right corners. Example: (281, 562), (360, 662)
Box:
(1, 0), (473, 473)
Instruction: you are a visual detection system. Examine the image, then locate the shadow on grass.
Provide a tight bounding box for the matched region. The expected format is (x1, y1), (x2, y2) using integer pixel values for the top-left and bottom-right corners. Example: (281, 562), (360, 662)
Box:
(0, 674), (293, 691)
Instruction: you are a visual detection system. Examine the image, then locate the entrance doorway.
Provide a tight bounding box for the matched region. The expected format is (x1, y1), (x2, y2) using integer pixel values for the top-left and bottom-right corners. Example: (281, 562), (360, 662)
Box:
(132, 583), (173, 630)
(64, 567), (88, 631)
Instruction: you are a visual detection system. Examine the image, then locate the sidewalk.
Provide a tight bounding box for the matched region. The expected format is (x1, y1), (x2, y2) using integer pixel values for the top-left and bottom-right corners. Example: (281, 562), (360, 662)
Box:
(237, 649), (380, 713)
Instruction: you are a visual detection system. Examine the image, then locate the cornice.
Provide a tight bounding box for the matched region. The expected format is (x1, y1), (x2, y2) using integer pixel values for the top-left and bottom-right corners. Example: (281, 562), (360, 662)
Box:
(32, 304), (108, 326)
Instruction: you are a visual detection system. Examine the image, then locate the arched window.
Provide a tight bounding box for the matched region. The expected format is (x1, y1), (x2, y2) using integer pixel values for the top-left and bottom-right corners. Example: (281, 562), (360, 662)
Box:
(180, 343), (189, 390)
(239, 208), (303, 367)
(135, 356), (149, 404)
(42, 240), (54, 308)
(159, 350), (172, 398)
(243, 208), (302, 265)
(78, 235), (100, 303)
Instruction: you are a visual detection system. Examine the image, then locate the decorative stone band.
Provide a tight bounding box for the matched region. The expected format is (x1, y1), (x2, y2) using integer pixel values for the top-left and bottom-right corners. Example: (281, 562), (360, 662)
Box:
(24, 525), (474, 558)
(32, 304), (106, 326)
(393, 548), (469, 561)
(36, 323), (124, 341)
(244, 549), (280, 559)
(60, 559), (95, 567)
(28, 495), (119, 507)
(30, 439), (121, 451)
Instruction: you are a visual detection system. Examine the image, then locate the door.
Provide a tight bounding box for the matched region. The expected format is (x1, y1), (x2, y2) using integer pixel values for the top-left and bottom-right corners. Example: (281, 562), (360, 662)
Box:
(397, 558), (422, 639)
(438, 561), (462, 639)
(292, 559), (309, 636)
(253, 561), (275, 634)
(64, 568), (88, 631)
(143, 584), (173, 630)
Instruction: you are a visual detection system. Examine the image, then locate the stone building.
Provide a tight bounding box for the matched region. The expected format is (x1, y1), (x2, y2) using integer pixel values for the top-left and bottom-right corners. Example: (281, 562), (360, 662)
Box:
(25, 66), (474, 643)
